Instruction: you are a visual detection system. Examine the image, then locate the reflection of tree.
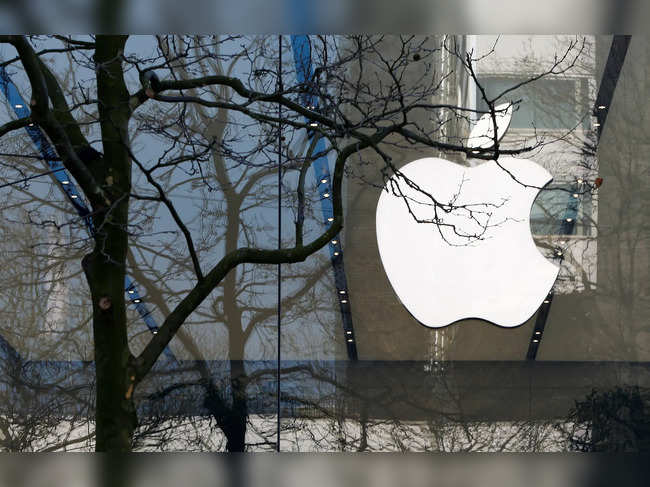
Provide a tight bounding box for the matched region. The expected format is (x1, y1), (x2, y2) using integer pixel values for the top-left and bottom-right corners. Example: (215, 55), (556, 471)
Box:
(0, 193), (93, 450)
(560, 386), (650, 452)
(116, 36), (339, 451)
(0, 34), (593, 454)
(0, 339), (94, 451)
(542, 35), (650, 364)
(277, 361), (567, 452)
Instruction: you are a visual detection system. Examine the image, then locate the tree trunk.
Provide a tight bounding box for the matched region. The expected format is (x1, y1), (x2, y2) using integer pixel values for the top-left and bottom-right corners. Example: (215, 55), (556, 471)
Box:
(220, 191), (249, 452)
(84, 250), (137, 452)
(201, 335), (249, 451)
(223, 357), (248, 452)
(202, 357), (249, 452)
(87, 35), (135, 453)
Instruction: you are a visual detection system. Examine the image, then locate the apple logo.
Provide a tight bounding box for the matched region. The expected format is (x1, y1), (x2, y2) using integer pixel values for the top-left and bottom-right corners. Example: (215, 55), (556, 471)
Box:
(375, 104), (559, 328)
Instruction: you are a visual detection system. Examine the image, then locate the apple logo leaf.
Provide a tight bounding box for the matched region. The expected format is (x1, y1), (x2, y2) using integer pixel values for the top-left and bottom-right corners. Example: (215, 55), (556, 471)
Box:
(467, 102), (514, 151)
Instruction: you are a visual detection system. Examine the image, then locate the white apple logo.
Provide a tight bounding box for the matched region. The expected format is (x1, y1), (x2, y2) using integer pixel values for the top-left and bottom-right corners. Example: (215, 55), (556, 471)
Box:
(375, 104), (559, 328)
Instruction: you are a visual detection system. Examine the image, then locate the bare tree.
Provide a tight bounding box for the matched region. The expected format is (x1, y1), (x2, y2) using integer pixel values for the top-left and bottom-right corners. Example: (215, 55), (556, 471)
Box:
(0, 34), (587, 453)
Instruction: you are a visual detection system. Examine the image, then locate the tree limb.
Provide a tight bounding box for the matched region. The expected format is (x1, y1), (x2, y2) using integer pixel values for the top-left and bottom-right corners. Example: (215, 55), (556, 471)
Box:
(133, 131), (382, 379)
(0, 117), (31, 138)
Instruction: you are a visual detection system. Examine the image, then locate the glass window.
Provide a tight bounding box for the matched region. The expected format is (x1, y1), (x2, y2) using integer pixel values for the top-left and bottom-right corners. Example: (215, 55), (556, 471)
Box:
(531, 182), (593, 236)
(476, 77), (587, 130)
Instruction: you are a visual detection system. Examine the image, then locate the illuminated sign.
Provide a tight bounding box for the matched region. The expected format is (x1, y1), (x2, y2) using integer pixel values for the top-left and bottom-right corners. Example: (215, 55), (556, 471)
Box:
(375, 105), (559, 328)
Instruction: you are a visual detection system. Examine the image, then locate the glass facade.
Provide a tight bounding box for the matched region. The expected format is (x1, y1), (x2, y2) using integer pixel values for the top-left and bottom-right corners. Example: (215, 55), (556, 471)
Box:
(0, 34), (648, 454)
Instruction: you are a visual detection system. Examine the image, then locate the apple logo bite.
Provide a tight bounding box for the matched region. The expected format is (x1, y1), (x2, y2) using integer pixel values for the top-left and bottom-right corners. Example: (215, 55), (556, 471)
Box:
(375, 104), (559, 328)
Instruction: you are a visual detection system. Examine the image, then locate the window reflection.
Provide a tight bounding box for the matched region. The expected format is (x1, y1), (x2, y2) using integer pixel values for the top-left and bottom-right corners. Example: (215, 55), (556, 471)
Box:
(476, 76), (590, 131)
(531, 182), (594, 236)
